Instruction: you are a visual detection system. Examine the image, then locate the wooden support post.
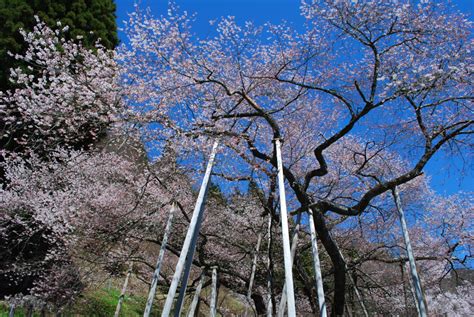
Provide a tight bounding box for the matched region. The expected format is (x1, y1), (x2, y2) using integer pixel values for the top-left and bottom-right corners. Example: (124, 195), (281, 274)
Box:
(114, 263), (133, 317)
(186, 273), (205, 317)
(8, 304), (15, 317)
(161, 141), (218, 317)
(275, 138), (296, 317)
(334, 241), (369, 317)
(144, 203), (177, 317)
(245, 232), (263, 316)
(210, 266), (218, 317)
(174, 201), (207, 316)
(308, 209), (327, 317)
(26, 304), (33, 317)
(278, 212), (302, 317)
(266, 215), (274, 317)
(393, 187), (428, 317)
(349, 274), (369, 317)
(406, 262), (421, 316)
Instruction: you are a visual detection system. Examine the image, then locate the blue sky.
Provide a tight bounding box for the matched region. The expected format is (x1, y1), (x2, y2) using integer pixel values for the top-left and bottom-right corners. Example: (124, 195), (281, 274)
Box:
(115, 0), (473, 196)
(115, 0), (473, 33)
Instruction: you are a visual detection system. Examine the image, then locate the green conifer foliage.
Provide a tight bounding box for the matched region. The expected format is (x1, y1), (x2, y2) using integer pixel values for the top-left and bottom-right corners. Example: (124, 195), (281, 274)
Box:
(0, 0), (118, 91)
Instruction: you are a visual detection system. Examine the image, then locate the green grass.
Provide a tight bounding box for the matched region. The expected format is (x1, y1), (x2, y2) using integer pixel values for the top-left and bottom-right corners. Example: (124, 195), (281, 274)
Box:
(76, 287), (161, 317)
(0, 303), (43, 317)
(0, 284), (247, 316)
(0, 287), (161, 317)
(1, 303), (22, 317)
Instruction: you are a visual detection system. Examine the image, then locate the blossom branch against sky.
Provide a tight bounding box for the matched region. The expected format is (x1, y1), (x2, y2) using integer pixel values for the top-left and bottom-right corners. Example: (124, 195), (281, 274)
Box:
(114, 0), (473, 195)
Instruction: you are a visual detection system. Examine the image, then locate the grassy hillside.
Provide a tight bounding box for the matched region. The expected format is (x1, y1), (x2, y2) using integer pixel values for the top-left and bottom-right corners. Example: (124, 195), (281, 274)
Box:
(0, 283), (248, 316)
(0, 287), (160, 317)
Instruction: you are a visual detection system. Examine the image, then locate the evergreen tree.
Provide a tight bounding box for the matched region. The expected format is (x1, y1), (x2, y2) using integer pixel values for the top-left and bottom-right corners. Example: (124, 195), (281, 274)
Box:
(0, 0), (118, 91)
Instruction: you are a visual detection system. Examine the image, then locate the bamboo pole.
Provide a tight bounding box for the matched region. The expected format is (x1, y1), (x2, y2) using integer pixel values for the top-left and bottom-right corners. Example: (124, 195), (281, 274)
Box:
(144, 203), (177, 317)
(274, 138), (296, 317)
(392, 187), (428, 317)
(161, 141), (218, 317)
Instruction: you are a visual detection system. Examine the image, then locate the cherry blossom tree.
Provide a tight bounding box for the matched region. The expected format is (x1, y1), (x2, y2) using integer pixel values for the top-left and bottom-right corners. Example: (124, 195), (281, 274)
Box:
(119, 0), (473, 314)
(1, 1), (472, 315)
(0, 18), (157, 308)
(0, 18), (123, 162)
(327, 188), (472, 315)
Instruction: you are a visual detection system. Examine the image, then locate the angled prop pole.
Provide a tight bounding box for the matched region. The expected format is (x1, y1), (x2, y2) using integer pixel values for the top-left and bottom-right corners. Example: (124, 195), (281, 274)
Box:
(275, 138), (297, 317)
(245, 232), (263, 316)
(186, 272), (205, 317)
(266, 215), (274, 317)
(161, 140), (219, 317)
(143, 203), (177, 317)
(392, 187), (428, 317)
(210, 266), (219, 317)
(114, 263), (133, 317)
(333, 240), (369, 317)
(308, 209), (327, 317)
(173, 200), (206, 316)
(349, 275), (369, 317)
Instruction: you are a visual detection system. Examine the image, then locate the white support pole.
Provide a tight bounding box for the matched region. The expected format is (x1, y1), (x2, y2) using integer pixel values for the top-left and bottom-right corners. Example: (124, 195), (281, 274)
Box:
(210, 266), (218, 317)
(114, 264), (133, 317)
(186, 273), (205, 317)
(174, 204), (206, 316)
(274, 138), (296, 317)
(161, 141), (219, 317)
(345, 302), (353, 317)
(26, 304), (33, 317)
(144, 203), (177, 317)
(245, 232), (263, 316)
(266, 216), (273, 317)
(308, 209), (327, 317)
(406, 262), (421, 315)
(393, 187), (428, 317)
(349, 275), (369, 317)
(278, 212), (302, 317)
(8, 304), (15, 317)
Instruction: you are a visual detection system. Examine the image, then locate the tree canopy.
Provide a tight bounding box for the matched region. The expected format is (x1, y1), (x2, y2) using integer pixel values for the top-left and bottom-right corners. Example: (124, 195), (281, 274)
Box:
(0, 0), (118, 91)
(0, 1), (472, 316)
